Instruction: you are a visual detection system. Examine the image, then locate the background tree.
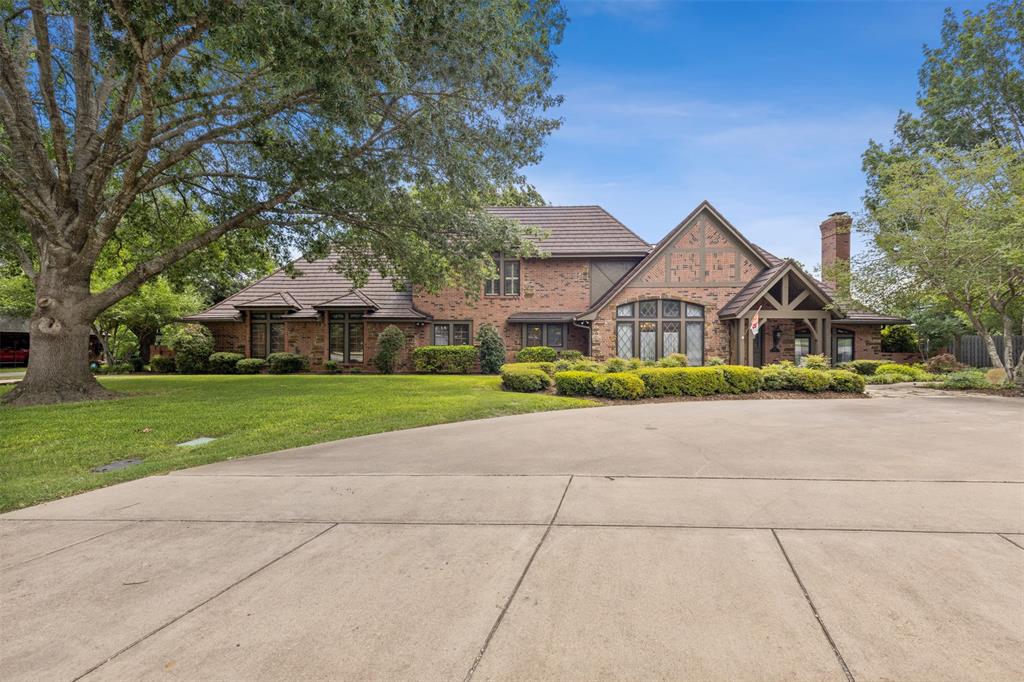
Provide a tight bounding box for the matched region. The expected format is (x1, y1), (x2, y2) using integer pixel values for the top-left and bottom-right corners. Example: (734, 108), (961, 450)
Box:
(855, 143), (1024, 381)
(0, 0), (565, 405)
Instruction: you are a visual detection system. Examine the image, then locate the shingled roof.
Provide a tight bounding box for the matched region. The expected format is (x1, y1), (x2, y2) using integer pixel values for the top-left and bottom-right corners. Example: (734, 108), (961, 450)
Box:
(184, 254), (427, 322)
(486, 206), (651, 257)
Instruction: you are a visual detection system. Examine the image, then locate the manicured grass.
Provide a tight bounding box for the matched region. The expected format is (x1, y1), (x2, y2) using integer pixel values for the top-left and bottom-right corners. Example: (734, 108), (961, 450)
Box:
(0, 374), (595, 512)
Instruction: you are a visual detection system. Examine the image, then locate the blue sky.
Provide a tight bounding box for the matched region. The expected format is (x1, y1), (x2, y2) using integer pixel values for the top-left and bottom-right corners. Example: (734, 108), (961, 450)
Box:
(526, 0), (988, 270)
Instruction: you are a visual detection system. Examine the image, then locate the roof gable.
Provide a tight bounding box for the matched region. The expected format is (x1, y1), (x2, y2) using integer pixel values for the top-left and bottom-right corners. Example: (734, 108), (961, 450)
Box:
(718, 260), (835, 319)
(580, 201), (772, 318)
(314, 290), (378, 310)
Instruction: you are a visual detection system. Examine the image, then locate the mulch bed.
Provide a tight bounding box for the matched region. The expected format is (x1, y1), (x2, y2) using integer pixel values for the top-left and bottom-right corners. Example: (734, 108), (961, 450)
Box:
(928, 385), (1024, 399)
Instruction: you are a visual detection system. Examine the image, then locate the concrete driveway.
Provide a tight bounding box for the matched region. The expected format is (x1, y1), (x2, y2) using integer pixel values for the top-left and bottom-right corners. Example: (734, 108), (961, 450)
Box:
(2, 389), (1022, 681)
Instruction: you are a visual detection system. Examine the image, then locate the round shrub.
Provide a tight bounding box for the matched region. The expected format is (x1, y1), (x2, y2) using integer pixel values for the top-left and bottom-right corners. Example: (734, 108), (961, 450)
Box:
(790, 367), (832, 392)
(801, 354), (830, 371)
(593, 372), (645, 400)
(412, 345), (478, 373)
(236, 358), (266, 374)
(165, 324), (214, 373)
(837, 359), (887, 376)
(324, 359), (340, 373)
(373, 325), (406, 374)
(557, 350), (584, 361)
(501, 361), (556, 377)
(875, 363), (935, 381)
(985, 368), (1008, 385)
(721, 365), (763, 393)
(476, 324), (506, 374)
(554, 370), (600, 396)
(631, 367), (683, 397)
(500, 366), (551, 392)
(925, 353), (963, 374)
(266, 352), (308, 374)
(150, 355), (176, 373)
(760, 364), (794, 390)
(517, 346), (557, 363)
(827, 369), (866, 393)
(208, 352), (244, 374)
(602, 357), (629, 373)
(941, 370), (990, 389)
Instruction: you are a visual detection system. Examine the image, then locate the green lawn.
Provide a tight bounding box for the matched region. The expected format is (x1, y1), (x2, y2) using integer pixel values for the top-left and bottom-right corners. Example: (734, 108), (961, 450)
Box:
(0, 374), (595, 512)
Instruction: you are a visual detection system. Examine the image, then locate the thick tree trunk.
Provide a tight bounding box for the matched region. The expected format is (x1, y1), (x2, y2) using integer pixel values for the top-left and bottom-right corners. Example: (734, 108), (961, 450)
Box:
(2, 266), (117, 406)
(135, 330), (156, 363)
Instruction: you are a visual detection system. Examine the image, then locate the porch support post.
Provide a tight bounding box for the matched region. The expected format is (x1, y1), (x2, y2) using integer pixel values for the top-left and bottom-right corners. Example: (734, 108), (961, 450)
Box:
(746, 316), (755, 367)
(823, 317), (832, 363)
(738, 318), (747, 365)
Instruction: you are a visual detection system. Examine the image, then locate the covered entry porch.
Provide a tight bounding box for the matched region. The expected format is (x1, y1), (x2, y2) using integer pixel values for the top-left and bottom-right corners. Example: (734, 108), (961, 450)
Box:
(720, 262), (841, 367)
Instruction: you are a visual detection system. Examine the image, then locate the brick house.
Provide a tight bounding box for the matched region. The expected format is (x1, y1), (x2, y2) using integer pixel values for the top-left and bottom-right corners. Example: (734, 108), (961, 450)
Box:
(185, 201), (910, 370)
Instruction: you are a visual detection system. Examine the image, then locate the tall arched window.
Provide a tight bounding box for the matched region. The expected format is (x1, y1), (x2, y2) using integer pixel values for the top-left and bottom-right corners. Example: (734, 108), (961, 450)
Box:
(615, 299), (703, 365)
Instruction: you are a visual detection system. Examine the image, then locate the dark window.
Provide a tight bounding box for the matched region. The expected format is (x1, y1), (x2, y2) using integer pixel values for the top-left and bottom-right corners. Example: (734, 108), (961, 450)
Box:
(523, 323), (566, 349)
(250, 311), (286, 358)
(433, 321), (471, 346)
(615, 299), (701, 362)
(835, 329), (854, 364)
(485, 254), (521, 296)
(526, 324), (544, 346)
(546, 324), (564, 348)
(795, 332), (811, 366)
(329, 312), (364, 363)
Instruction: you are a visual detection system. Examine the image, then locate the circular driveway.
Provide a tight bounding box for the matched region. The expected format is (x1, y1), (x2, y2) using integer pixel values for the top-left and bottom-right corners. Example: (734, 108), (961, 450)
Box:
(3, 390), (1022, 680)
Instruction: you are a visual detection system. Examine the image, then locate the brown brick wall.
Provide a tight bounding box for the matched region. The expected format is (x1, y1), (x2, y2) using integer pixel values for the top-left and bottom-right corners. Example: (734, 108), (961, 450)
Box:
(204, 320), (247, 354)
(415, 258), (591, 361)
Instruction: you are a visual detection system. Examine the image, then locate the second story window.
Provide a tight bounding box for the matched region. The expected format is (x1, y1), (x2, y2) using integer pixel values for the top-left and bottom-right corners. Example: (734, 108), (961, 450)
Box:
(485, 254), (520, 296)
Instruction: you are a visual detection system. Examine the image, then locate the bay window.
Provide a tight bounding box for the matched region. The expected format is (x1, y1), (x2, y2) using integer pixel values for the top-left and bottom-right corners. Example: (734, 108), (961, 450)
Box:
(615, 299), (703, 364)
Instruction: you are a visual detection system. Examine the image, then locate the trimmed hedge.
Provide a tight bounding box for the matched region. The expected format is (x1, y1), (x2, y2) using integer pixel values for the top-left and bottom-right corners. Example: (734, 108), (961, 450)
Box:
(761, 364), (832, 392)
(150, 355), (176, 373)
(557, 350), (584, 361)
(553, 370), (600, 396)
(266, 352), (308, 374)
(517, 346), (557, 363)
(629, 366), (728, 397)
(593, 372), (645, 400)
(500, 366), (552, 392)
(501, 361), (556, 377)
(236, 358), (266, 374)
(721, 365), (762, 393)
(412, 345), (477, 374)
(208, 352), (244, 374)
(827, 369), (866, 393)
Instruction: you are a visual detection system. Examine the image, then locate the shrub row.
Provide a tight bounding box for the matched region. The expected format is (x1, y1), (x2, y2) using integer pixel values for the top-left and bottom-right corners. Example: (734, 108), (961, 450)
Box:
(411, 345), (477, 373)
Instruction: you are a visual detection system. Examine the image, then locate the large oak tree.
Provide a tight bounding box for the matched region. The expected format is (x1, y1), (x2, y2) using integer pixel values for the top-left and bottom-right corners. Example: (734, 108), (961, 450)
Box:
(0, 0), (564, 405)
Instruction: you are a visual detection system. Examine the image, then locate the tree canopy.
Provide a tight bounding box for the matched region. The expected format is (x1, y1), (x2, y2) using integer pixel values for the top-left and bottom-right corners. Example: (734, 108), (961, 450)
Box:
(0, 0), (566, 404)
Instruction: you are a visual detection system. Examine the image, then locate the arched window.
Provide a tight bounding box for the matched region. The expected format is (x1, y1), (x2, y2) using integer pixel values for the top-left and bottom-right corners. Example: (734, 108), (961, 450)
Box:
(615, 300), (703, 365)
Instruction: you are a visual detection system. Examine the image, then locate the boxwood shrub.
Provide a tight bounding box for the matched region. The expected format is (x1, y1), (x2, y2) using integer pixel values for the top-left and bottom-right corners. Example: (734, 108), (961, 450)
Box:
(517, 346), (557, 363)
(266, 352), (308, 374)
(502, 361), (556, 376)
(412, 345), (477, 374)
(827, 369), (866, 393)
(150, 355), (176, 373)
(875, 363), (935, 381)
(720, 365), (762, 393)
(631, 367), (682, 397)
(500, 366), (552, 392)
(208, 352), (244, 374)
(593, 372), (645, 400)
(554, 370), (601, 396)
(864, 372), (905, 385)
(236, 358), (266, 374)
(790, 367), (832, 392)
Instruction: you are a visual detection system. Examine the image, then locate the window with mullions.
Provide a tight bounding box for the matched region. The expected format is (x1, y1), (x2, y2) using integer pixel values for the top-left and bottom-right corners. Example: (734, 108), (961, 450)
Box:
(433, 321), (471, 346)
(615, 299), (703, 364)
(250, 312), (286, 358)
(329, 312), (364, 363)
(834, 329), (854, 364)
(484, 254), (521, 296)
(524, 323), (566, 348)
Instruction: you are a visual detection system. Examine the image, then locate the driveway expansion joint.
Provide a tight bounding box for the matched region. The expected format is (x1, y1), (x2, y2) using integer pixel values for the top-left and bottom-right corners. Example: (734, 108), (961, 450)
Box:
(771, 529), (856, 682)
(70, 522), (339, 681)
(998, 534), (1024, 551)
(461, 475), (575, 682)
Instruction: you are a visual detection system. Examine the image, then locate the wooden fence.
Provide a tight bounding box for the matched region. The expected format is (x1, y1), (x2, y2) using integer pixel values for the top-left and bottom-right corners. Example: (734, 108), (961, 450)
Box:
(948, 335), (1024, 367)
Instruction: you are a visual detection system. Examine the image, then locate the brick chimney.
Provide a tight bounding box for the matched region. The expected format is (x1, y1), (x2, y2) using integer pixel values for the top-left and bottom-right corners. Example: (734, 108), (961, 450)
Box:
(820, 211), (851, 292)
